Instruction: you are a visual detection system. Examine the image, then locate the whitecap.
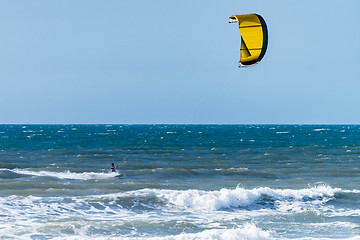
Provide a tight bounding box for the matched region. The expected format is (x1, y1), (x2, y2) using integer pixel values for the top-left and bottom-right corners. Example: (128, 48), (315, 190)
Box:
(117, 185), (353, 213)
(214, 168), (249, 173)
(137, 224), (272, 240)
(10, 169), (119, 180)
(313, 128), (330, 132)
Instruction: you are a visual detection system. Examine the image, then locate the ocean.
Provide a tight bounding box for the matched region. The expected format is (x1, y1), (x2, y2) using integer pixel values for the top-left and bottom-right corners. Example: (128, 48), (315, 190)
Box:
(0, 124), (360, 239)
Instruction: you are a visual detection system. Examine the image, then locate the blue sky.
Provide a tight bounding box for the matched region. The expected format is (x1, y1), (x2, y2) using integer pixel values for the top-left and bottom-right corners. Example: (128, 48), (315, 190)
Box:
(1, 0), (359, 124)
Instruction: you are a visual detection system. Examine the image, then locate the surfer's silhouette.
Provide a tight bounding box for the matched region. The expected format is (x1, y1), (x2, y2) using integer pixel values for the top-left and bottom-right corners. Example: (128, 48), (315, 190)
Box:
(111, 163), (116, 172)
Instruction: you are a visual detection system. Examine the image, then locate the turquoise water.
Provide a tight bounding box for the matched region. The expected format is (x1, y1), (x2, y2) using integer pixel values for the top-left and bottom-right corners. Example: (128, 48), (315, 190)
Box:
(0, 125), (360, 239)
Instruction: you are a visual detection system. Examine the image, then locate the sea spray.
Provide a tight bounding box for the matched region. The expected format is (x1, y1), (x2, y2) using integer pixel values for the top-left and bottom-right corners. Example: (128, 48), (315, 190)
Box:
(9, 168), (119, 180)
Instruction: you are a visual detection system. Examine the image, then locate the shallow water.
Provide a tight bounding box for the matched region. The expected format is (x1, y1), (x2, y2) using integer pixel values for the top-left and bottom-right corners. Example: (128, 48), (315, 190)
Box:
(0, 125), (360, 239)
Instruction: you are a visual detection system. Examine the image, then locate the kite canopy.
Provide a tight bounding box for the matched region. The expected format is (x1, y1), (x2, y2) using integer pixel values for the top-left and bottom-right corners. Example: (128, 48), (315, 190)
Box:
(229, 14), (268, 67)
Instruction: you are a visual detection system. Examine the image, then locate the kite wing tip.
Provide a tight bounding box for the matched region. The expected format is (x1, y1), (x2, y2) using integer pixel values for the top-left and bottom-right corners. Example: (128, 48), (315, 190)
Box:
(229, 16), (238, 23)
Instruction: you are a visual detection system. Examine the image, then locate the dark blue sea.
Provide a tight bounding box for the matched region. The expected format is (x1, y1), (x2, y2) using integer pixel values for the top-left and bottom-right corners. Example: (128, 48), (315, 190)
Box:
(1, 124), (360, 239)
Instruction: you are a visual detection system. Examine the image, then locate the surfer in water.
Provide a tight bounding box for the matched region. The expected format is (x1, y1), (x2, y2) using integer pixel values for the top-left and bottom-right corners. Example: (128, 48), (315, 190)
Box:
(111, 163), (116, 172)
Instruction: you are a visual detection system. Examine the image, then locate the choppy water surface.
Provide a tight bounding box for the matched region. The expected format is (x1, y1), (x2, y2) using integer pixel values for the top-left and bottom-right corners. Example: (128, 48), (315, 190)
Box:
(0, 125), (360, 239)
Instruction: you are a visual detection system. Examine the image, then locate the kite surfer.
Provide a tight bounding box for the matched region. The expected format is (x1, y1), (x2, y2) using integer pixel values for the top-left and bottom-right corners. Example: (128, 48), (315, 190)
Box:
(111, 163), (117, 172)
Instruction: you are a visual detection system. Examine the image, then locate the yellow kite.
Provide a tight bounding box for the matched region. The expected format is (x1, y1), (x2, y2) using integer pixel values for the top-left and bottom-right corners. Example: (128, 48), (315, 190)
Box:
(229, 14), (268, 67)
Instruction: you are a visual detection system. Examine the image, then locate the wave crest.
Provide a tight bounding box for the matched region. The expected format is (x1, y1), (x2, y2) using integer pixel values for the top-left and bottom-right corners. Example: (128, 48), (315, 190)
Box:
(123, 185), (348, 212)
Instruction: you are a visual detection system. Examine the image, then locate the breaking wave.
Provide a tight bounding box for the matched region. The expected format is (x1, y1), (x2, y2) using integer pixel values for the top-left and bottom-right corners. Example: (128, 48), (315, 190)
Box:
(118, 185), (351, 212)
(1, 185), (359, 239)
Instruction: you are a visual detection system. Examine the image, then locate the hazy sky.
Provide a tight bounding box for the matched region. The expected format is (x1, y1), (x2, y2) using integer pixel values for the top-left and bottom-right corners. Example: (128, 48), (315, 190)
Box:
(1, 0), (359, 124)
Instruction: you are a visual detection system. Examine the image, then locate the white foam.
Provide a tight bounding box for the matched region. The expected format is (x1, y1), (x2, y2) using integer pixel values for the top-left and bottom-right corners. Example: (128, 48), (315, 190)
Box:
(41, 224), (272, 240)
(1, 185), (360, 239)
(139, 224), (272, 240)
(309, 221), (359, 229)
(149, 185), (342, 212)
(45, 184), (351, 218)
(23, 130), (34, 133)
(11, 169), (119, 180)
(214, 168), (249, 173)
(8, 185), (341, 219)
(313, 128), (330, 132)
